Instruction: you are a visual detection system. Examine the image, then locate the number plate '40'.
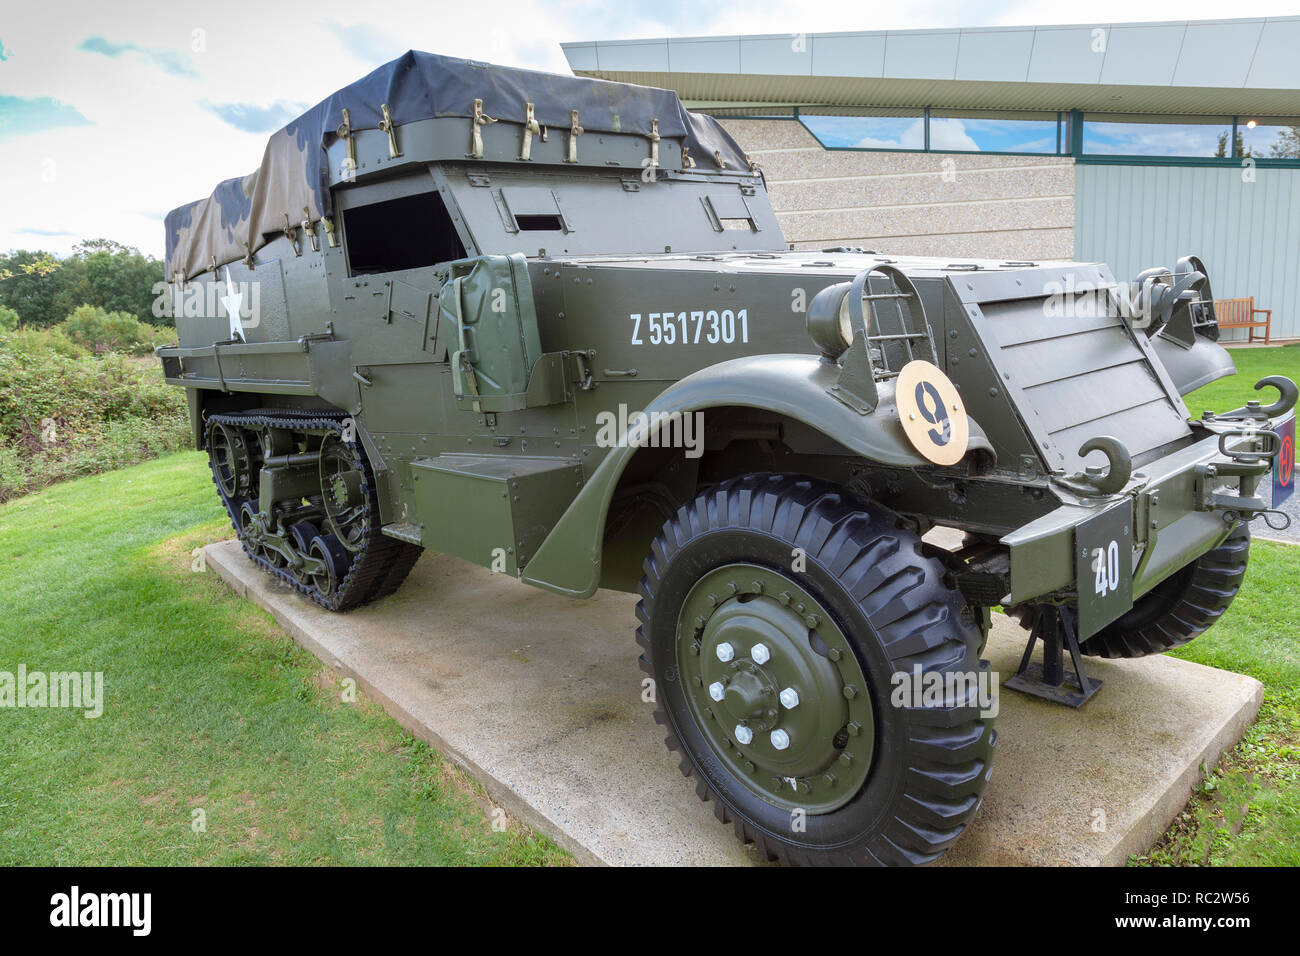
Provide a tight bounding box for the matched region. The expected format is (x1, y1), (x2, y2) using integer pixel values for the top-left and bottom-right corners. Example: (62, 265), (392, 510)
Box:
(1075, 501), (1134, 640)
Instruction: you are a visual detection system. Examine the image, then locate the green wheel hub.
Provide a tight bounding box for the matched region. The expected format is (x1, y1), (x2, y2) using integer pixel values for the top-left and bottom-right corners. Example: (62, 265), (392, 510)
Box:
(676, 563), (875, 814)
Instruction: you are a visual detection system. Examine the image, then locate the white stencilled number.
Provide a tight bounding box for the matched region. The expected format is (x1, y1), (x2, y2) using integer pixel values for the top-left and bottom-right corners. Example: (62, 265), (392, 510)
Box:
(630, 308), (749, 346)
(1092, 540), (1121, 597)
(705, 310), (720, 343)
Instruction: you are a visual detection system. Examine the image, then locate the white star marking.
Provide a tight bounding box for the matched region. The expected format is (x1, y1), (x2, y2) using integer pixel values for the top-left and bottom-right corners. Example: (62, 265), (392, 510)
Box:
(221, 267), (245, 341)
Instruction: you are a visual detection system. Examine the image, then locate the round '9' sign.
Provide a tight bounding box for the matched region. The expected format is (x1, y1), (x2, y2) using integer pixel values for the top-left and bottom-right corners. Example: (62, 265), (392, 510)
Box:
(895, 360), (970, 466)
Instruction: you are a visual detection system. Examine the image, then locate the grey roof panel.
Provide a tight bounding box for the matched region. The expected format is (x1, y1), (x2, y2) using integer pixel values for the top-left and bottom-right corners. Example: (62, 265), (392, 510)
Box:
(1025, 27), (1107, 85)
(594, 38), (670, 73)
(563, 41), (600, 73)
(882, 30), (961, 81)
(563, 16), (1300, 116)
(1098, 23), (1188, 87)
(809, 32), (886, 78)
(669, 36), (740, 74)
(739, 34), (813, 76)
(1172, 21), (1264, 88)
(953, 29), (1035, 83)
(1246, 18), (1300, 89)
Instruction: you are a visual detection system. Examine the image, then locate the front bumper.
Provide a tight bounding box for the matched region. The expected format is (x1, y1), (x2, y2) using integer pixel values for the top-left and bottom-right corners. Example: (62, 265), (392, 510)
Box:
(1001, 411), (1292, 638)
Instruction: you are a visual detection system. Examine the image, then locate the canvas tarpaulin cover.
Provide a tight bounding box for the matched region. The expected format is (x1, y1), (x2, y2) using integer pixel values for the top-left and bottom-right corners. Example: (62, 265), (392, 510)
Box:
(164, 51), (751, 279)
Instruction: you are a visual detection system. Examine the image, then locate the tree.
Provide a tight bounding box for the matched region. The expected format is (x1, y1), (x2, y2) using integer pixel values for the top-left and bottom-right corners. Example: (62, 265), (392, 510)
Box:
(1215, 130), (1250, 158)
(66, 240), (166, 325)
(0, 251), (76, 329)
(1269, 125), (1300, 159)
(0, 241), (168, 328)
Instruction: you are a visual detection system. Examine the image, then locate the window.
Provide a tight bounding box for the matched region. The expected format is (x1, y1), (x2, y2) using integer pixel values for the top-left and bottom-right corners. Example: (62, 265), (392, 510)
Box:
(928, 110), (1060, 154)
(800, 109), (925, 150)
(343, 191), (465, 275)
(800, 109), (1063, 154)
(1081, 114), (1232, 158)
(515, 214), (564, 231)
(1239, 119), (1300, 159)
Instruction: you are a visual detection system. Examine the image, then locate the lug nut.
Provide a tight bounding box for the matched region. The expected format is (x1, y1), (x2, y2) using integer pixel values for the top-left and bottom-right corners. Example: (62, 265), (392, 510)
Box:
(779, 687), (800, 709)
(770, 729), (791, 750)
(716, 642), (734, 662)
(708, 681), (725, 702)
(751, 643), (771, 665)
(734, 724), (753, 745)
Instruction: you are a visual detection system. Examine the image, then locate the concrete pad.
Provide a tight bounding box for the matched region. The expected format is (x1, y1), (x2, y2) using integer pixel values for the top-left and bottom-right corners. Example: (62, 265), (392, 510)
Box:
(204, 538), (1262, 866)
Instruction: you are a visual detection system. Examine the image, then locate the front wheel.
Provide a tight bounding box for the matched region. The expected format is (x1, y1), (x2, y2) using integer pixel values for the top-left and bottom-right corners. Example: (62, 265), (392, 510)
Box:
(636, 474), (995, 866)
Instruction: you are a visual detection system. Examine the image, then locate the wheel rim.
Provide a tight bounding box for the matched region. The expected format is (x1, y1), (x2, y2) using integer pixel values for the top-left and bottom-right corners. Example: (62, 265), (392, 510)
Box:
(675, 563), (875, 815)
(210, 423), (253, 499)
(308, 533), (350, 595)
(318, 435), (368, 553)
(286, 522), (319, 584)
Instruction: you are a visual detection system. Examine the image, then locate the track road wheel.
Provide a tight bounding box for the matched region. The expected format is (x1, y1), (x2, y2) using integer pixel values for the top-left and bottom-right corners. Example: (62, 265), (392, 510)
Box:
(308, 533), (352, 596)
(286, 521), (320, 584)
(1078, 520), (1250, 659)
(636, 474), (996, 866)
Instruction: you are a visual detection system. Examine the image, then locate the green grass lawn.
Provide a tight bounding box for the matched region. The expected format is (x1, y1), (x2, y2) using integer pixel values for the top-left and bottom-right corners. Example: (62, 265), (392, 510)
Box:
(1135, 343), (1300, 865)
(0, 452), (570, 865)
(1182, 342), (1300, 419)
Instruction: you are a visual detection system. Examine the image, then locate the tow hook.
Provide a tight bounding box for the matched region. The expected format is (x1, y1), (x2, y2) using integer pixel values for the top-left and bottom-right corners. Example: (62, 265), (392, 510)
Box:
(1055, 436), (1133, 497)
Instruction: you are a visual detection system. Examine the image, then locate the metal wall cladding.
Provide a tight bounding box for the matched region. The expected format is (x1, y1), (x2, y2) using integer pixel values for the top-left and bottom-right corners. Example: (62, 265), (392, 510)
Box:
(1075, 163), (1300, 341)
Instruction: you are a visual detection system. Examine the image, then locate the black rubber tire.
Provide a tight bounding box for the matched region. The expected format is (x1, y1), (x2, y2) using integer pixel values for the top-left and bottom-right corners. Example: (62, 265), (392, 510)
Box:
(1079, 520), (1250, 659)
(636, 473), (996, 866)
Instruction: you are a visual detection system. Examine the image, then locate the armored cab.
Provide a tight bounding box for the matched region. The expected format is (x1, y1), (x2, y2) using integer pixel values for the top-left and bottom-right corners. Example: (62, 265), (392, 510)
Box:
(159, 52), (1296, 865)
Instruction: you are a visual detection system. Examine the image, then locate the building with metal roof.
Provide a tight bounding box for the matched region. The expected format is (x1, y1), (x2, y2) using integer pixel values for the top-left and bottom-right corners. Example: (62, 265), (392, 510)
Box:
(564, 17), (1300, 339)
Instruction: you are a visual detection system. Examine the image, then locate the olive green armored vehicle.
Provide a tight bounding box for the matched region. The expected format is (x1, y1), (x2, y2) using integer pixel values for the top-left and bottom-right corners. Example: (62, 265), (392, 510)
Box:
(159, 52), (1296, 866)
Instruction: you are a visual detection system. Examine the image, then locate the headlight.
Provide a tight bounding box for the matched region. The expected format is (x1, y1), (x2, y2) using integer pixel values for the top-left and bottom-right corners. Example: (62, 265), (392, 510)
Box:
(806, 281), (865, 359)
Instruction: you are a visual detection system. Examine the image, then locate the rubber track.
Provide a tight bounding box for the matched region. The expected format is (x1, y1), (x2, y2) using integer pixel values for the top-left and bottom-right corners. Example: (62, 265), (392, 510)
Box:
(636, 473), (996, 866)
(207, 410), (422, 611)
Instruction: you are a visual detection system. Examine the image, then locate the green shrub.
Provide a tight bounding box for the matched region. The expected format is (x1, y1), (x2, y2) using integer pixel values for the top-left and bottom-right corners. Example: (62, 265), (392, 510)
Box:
(0, 305), (18, 332)
(57, 304), (171, 356)
(0, 325), (89, 359)
(0, 344), (188, 502)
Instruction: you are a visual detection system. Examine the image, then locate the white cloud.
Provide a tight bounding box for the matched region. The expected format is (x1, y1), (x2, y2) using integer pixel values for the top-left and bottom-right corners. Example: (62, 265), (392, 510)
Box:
(2, 0), (1299, 258)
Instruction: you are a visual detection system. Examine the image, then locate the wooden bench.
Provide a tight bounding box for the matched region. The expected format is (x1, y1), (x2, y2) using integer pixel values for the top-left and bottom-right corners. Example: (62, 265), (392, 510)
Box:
(1214, 296), (1272, 344)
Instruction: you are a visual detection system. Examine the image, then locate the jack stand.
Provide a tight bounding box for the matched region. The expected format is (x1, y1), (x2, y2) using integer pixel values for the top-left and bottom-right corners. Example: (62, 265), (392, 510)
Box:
(1004, 605), (1102, 708)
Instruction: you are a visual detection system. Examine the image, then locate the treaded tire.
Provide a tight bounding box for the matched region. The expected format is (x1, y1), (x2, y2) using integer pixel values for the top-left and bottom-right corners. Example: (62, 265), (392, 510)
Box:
(635, 473), (996, 866)
(1079, 520), (1250, 659)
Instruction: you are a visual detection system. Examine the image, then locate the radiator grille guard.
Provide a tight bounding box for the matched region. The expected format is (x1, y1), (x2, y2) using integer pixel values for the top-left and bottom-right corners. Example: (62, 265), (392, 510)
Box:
(958, 267), (1192, 476)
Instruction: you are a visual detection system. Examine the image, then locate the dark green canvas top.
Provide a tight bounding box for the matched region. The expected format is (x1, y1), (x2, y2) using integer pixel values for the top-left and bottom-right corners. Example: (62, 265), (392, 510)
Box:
(164, 51), (751, 278)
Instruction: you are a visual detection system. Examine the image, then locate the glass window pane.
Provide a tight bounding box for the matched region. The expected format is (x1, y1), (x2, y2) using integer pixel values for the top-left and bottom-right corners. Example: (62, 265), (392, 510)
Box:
(1239, 119), (1300, 158)
(928, 110), (1059, 153)
(1082, 115), (1232, 157)
(800, 112), (924, 150)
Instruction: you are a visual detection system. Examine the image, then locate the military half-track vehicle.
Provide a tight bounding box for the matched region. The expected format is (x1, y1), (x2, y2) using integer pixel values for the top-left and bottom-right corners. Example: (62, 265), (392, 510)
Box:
(159, 52), (1297, 866)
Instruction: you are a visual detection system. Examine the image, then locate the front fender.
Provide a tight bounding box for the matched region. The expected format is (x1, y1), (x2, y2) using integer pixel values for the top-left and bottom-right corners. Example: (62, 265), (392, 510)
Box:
(521, 353), (992, 598)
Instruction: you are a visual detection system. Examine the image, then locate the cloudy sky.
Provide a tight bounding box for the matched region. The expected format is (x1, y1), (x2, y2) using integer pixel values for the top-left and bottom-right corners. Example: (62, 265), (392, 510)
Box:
(1, 0), (1295, 259)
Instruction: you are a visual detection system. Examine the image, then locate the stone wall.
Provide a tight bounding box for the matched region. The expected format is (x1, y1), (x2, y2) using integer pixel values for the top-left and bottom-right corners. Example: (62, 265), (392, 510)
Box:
(719, 118), (1075, 261)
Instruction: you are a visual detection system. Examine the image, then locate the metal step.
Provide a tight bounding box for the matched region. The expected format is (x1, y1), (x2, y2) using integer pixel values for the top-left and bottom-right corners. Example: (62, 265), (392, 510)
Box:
(382, 522), (423, 545)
